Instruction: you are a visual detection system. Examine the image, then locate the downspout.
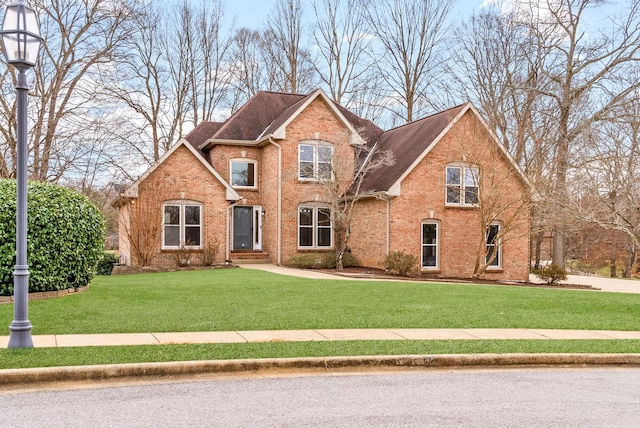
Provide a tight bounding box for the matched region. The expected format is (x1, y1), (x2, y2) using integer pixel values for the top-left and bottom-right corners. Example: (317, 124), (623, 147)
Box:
(386, 196), (391, 258)
(226, 203), (232, 262)
(268, 137), (283, 265)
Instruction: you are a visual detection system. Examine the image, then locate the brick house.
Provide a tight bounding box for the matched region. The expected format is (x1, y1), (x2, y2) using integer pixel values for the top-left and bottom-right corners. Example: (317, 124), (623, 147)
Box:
(114, 89), (531, 280)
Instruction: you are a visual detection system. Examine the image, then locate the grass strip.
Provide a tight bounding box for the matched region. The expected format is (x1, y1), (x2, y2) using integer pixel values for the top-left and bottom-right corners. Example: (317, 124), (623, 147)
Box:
(1, 340), (640, 370)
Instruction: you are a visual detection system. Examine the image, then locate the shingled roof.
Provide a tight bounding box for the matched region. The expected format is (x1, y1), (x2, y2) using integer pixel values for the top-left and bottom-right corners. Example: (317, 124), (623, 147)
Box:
(194, 90), (383, 149)
(360, 103), (468, 194)
(184, 121), (224, 150)
(210, 91), (306, 141)
(183, 92), (508, 196)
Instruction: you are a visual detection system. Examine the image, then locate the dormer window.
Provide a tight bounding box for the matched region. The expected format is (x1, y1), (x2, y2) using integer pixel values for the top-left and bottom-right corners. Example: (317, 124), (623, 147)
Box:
(299, 142), (333, 181)
(230, 159), (257, 188)
(446, 165), (479, 205)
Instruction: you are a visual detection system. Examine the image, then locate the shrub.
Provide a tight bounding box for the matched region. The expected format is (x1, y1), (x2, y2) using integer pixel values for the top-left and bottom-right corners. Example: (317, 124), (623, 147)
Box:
(287, 253), (326, 269)
(385, 250), (418, 276)
(172, 245), (192, 267)
(200, 241), (219, 266)
(0, 179), (106, 295)
(96, 252), (118, 275)
(322, 251), (360, 269)
(532, 264), (568, 285)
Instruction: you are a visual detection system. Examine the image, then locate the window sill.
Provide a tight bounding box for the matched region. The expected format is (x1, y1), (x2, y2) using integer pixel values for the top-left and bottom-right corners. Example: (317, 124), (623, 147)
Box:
(444, 203), (478, 209)
(296, 248), (334, 252)
(161, 247), (203, 252)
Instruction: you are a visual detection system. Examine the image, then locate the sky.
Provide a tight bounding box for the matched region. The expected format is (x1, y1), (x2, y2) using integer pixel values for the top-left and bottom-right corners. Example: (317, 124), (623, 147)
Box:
(223, 0), (627, 30)
(224, 0), (489, 30)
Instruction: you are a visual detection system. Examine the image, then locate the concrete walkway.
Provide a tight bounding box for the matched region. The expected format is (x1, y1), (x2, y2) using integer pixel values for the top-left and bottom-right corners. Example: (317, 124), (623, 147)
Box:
(241, 263), (640, 294)
(2, 328), (640, 348)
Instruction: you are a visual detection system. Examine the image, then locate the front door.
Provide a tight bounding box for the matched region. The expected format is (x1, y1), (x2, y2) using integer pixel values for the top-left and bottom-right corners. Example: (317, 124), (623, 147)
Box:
(233, 206), (262, 251)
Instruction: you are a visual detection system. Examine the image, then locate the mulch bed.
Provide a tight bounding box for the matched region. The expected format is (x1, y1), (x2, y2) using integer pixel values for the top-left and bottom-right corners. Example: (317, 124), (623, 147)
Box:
(320, 267), (598, 290)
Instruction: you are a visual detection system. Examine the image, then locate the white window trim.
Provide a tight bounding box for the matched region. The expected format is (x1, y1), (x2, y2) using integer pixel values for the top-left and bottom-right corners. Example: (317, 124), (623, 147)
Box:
(162, 201), (203, 249)
(229, 158), (257, 189)
(445, 164), (480, 207)
(298, 141), (334, 182)
(297, 205), (333, 249)
(486, 222), (502, 269)
(421, 221), (439, 270)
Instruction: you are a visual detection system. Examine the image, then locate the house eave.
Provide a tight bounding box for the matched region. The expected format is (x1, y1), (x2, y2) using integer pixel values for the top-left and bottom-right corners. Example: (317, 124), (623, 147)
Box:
(200, 138), (261, 150)
(200, 134), (279, 150)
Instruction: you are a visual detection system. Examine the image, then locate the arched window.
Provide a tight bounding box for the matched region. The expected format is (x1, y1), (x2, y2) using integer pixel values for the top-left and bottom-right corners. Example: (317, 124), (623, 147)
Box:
(486, 223), (502, 268)
(421, 221), (439, 269)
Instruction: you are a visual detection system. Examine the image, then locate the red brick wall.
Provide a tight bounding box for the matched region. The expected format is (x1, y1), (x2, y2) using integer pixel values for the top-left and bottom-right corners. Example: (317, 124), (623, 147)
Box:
(275, 97), (356, 264)
(129, 145), (230, 267)
(349, 110), (530, 281)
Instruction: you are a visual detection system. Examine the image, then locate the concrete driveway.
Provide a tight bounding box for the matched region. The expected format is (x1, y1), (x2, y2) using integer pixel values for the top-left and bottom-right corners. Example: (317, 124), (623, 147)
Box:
(530, 274), (640, 294)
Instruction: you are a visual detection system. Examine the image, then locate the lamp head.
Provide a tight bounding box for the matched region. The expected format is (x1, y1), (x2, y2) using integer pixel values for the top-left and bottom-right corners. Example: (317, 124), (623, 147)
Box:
(1, 0), (42, 68)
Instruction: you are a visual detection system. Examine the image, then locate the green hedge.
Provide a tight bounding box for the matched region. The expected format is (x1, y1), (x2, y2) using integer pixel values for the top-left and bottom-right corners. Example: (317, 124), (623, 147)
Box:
(0, 179), (106, 295)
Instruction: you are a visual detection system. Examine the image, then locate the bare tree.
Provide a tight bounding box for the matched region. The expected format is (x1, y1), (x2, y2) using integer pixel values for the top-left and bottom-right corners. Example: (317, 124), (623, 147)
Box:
(182, 0), (233, 124)
(571, 91), (640, 256)
(104, 0), (231, 168)
(447, 4), (557, 270)
(360, 0), (454, 123)
(0, 0), (137, 182)
(262, 0), (316, 93)
(119, 198), (161, 267)
(522, 0), (640, 269)
(228, 28), (265, 108)
(317, 133), (394, 271)
(102, 3), (171, 165)
(449, 0), (640, 270)
(311, 0), (372, 105)
(449, 5), (549, 167)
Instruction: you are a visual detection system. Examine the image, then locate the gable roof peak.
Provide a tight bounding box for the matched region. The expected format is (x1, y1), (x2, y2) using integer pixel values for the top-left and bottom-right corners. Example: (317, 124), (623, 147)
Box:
(385, 102), (471, 132)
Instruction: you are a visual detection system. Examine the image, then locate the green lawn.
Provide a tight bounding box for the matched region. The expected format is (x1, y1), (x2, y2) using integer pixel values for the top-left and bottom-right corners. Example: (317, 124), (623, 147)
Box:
(2, 268), (640, 334)
(1, 268), (639, 369)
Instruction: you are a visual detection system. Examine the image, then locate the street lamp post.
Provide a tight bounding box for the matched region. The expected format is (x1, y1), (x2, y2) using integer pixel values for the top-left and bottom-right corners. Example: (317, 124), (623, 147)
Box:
(1, 0), (42, 348)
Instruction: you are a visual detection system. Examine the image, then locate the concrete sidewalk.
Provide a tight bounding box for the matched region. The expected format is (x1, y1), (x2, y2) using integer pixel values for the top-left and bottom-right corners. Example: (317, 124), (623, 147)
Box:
(2, 328), (640, 348)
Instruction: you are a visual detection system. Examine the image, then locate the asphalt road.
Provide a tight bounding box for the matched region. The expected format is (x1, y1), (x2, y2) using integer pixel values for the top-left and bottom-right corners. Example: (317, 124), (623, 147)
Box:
(1, 368), (639, 427)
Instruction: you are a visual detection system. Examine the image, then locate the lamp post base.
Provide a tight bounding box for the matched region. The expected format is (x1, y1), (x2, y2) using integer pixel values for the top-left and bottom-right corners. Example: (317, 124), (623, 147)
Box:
(8, 320), (33, 348)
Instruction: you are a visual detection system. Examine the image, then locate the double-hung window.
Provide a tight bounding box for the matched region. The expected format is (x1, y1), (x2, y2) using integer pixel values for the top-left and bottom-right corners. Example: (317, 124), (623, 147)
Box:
(163, 203), (202, 248)
(486, 223), (501, 268)
(446, 165), (479, 205)
(421, 221), (439, 269)
(230, 159), (256, 188)
(298, 206), (332, 248)
(299, 143), (333, 181)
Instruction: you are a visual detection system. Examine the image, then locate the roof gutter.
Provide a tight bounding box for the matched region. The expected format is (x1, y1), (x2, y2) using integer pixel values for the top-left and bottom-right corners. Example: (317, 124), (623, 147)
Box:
(199, 135), (276, 151)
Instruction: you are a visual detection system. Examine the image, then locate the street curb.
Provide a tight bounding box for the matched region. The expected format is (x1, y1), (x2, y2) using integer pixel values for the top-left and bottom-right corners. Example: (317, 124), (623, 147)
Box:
(2, 353), (640, 387)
